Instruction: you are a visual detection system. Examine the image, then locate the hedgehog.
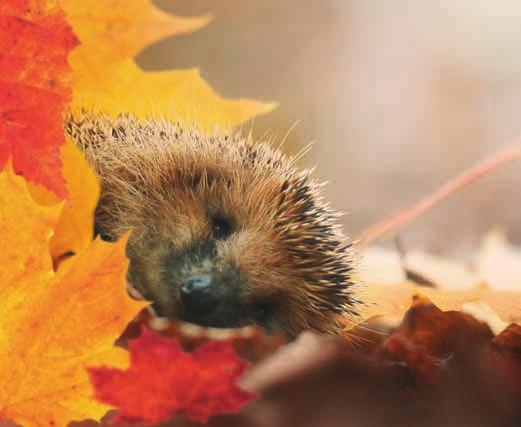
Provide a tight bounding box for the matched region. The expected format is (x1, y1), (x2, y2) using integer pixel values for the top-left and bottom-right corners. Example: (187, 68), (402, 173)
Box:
(65, 112), (358, 337)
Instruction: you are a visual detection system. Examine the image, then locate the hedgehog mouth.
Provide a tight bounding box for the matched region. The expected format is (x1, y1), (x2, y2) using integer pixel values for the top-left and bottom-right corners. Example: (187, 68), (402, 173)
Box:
(129, 276), (254, 329)
(125, 279), (252, 330)
(177, 297), (255, 329)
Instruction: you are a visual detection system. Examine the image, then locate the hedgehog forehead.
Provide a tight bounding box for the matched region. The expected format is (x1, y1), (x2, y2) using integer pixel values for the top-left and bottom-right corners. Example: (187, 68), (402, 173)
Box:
(68, 111), (340, 236)
(67, 111), (296, 179)
(147, 132), (303, 217)
(171, 134), (293, 182)
(67, 111), (326, 231)
(169, 157), (293, 228)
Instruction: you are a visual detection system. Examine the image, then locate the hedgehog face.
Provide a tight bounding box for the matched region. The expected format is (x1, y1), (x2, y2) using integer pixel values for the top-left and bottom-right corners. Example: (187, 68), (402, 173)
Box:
(67, 113), (357, 337)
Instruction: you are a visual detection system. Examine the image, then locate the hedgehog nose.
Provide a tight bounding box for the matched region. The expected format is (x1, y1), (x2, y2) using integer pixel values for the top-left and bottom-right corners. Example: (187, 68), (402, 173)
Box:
(180, 274), (217, 315)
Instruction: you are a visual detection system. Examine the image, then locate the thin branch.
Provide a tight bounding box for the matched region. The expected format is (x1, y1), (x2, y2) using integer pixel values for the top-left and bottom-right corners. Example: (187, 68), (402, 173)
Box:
(357, 142), (521, 247)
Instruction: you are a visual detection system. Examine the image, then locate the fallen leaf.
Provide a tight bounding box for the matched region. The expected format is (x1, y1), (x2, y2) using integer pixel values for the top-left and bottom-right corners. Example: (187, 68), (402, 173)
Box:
(357, 279), (521, 327)
(89, 329), (255, 425)
(380, 296), (493, 385)
(74, 62), (275, 132)
(29, 138), (100, 264)
(0, 166), (145, 427)
(50, 138), (99, 260)
(489, 323), (521, 398)
(61, 0), (211, 65)
(491, 323), (521, 353)
(0, 0), (78, 196)
(61, 0), (275, 131)
(183, 300), (519, 427)
(119, 309), (285, 363)
(355, 243), (521, 329)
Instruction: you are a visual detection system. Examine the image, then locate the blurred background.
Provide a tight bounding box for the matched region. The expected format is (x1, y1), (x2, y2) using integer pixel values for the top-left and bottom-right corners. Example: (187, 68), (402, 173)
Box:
(140, 1), (521, 256)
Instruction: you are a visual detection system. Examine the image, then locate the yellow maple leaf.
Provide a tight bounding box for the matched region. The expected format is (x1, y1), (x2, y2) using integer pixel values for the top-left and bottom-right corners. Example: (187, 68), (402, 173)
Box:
(61, 0), (211, 64)
(0, 167), (145, 427)
(29, 139), (100, 264)
(60, 0), (275, 131)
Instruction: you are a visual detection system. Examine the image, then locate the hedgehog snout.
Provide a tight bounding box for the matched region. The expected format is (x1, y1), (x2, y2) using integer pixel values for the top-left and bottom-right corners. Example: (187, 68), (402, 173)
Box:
(176, 266), (249, 327)
(159, 240), (254, 327)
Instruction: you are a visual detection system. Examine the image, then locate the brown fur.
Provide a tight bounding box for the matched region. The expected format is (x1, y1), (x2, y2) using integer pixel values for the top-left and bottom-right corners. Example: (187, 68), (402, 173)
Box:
(65, 112), (358, 337)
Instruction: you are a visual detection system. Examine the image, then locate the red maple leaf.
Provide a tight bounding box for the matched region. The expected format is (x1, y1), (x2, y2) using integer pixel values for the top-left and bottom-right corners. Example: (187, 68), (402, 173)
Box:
(380, 296), (494, 386)
(89, 329), (256, 425)
(0, 0), (78, 197)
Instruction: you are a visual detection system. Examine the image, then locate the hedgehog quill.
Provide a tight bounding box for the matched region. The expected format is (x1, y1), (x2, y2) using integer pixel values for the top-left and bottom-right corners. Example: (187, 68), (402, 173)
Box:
(66, 112), (357, 337)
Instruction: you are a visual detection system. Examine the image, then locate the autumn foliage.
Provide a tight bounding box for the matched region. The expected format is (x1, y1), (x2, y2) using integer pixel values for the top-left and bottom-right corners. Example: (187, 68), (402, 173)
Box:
(0, 0), (78, 197)
(219, 298), (521, 427)
(89, 329), (255, 425)
(0, 0), (264, 425)
(0, 0), (520, 426)
(0, 165), (145, 425)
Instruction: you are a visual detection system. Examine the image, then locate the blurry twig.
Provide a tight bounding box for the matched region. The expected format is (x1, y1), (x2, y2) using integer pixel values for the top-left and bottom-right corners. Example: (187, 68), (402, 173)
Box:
(357, 142), (521, 247)
(394, 236), (437, 287)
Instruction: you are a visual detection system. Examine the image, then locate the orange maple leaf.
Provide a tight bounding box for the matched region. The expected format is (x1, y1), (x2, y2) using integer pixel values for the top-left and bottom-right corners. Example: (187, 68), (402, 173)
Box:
(0, 0), (78, 197)
(0, 166), (145, 427)
(352, 246), (521, 330)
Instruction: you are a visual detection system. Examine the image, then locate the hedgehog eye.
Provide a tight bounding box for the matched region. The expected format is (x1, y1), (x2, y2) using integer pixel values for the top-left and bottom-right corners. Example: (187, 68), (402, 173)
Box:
(99, 232), (115, 242)
(95, 223), (115, 242)
(211, 216), (232, 240)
